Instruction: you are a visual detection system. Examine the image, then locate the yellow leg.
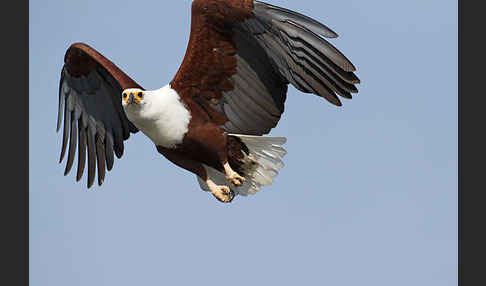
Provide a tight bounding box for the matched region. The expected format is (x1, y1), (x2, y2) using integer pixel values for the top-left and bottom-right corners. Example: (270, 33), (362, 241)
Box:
(223, 162), (246, 187)
(206, 178), (234, 203)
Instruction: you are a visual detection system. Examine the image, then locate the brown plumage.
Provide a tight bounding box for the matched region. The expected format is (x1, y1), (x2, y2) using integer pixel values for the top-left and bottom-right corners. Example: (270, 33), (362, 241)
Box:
(56, 0), (360, 203)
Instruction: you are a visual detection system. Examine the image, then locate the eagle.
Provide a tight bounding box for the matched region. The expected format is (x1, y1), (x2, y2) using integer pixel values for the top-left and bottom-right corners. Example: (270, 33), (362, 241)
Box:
(56, 0), (360, 203)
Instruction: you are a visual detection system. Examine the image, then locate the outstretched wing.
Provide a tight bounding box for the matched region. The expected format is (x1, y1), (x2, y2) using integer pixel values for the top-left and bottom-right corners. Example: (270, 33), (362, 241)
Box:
(171, 0), (360, 135)
(57, 43), (141, 188)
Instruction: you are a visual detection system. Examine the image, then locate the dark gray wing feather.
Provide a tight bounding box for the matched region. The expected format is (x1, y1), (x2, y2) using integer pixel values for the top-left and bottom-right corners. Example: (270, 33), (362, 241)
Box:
(254, 1), (339, 39)
(57, 43), (141, 188)
(216, 1), (360, 135)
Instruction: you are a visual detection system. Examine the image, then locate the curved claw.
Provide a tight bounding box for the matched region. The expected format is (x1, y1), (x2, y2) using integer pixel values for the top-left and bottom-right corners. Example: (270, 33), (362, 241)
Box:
(211, 185), (235, 203)
(227, 172), (245, 187)
(223, 162), (246, 187)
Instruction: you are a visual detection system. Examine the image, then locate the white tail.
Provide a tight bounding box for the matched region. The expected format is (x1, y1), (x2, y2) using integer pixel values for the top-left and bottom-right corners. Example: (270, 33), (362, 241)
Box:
(197, 134), (287, 197)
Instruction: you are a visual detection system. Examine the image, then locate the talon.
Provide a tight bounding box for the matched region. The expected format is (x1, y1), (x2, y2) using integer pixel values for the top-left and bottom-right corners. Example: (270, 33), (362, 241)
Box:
(227, 172), (246, 186)
(210, 185), (234, 203)
(223, 162), (246, 187)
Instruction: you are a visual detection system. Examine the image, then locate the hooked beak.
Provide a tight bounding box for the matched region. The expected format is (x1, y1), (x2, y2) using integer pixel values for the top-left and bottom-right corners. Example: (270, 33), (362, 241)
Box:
(123, 90), (143, 105)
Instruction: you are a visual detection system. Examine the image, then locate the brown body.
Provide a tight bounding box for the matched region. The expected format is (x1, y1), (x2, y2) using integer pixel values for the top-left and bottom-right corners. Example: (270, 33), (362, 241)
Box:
(157, 100), (248, 183)
(157, 101), (230, 182)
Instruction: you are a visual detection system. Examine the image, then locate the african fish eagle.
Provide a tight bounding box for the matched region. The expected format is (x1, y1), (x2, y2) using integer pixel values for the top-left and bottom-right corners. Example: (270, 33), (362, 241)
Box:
(57, 0), (360, 203)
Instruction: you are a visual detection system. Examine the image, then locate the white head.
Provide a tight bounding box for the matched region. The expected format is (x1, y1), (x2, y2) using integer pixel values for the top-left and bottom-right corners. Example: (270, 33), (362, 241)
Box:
(121, 88), (146, 109)
(119, 84), (192, 148)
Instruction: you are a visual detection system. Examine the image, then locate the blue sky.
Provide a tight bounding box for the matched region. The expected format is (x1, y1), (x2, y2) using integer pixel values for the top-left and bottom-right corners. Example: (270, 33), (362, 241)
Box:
(30, 0), (457, 285)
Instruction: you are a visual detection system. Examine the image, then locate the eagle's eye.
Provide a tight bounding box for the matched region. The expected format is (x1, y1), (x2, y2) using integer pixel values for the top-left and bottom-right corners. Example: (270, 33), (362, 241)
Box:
(137, 92), (143, 98)
(122, 93), (127, 98)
